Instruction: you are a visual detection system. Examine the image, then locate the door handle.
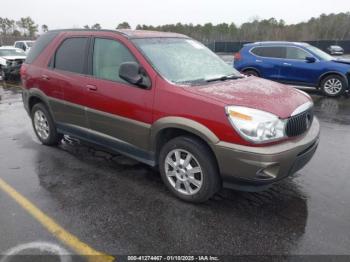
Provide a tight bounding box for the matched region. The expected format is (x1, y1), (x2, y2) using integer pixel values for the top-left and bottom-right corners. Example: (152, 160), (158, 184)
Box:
(41, 74), (50, 80)
(283, 62), (292, 66)
(86, 84), (97, 91)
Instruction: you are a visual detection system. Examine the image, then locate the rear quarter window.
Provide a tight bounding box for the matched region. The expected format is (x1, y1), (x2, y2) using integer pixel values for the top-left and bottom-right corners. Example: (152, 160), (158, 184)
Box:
(25, 31), (59, 64)
(251, 46), (286, 59)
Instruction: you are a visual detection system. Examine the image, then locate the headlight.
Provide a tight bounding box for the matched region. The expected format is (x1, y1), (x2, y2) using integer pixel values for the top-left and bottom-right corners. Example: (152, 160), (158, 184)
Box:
(225, 106), (287, 143)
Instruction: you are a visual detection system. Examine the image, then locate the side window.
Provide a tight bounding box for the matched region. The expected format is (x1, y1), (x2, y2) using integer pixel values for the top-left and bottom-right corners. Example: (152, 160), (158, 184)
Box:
(286, 47), (310, 60)
(54, 37), (88, 74)
(93, 38), (136, 82)
(15, 42), (21, 49)
(251, 46), (286, 59)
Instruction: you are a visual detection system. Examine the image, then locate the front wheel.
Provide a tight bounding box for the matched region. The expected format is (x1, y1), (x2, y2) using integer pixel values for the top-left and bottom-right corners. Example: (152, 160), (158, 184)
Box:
(321, 75), (346, 97)
(159, 136), (221, 203)
(31, 103), (63, 145)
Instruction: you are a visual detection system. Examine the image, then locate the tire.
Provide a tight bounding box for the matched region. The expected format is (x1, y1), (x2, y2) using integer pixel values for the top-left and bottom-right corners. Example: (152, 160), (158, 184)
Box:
(31, 103), (63, 145)
(243, 69), (259, 77)
(159, 136), (221, 203)
(321, 74), (346, 97)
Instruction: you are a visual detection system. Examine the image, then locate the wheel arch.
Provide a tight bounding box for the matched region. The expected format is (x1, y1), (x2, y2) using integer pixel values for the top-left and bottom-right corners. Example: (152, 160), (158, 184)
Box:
(26, 88), (52, 113)
(318, 71), (349, 88)
(150, 117), (220, 165)
(241, 67), (261, 76)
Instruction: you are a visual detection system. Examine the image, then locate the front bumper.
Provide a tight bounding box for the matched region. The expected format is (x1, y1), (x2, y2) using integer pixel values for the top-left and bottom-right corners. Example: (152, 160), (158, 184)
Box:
(213, 117), (320, 191)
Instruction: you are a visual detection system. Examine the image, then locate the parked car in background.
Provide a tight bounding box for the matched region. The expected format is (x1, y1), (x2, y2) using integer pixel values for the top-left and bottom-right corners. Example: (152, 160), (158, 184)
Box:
(21, 30), (319, 202)
(0, 46), (26, 81)
(14, 40), (35, 54)
(327, 45), (344, 55)
(234, 41), (350, 97)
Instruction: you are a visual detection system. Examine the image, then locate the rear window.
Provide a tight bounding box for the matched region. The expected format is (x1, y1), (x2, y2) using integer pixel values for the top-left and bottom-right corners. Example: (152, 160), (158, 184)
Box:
(54, 37), (88, 74)
(25, 31), (58, 64)
(251, 46), (286, 58)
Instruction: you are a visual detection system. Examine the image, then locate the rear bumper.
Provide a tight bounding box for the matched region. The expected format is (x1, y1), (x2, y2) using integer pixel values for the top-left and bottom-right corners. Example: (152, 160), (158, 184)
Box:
(213, 117), (320, 191)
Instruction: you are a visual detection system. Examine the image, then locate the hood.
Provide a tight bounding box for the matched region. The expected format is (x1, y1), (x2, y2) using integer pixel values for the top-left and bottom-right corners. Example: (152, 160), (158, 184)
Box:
(332, 59), (350, 65)
(1, 55), (26, 60)
(185, 76), (311, 119)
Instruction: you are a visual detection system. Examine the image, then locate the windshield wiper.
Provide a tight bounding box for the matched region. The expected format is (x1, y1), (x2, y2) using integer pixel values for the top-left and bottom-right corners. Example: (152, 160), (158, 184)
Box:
(205, 74), (243, 83)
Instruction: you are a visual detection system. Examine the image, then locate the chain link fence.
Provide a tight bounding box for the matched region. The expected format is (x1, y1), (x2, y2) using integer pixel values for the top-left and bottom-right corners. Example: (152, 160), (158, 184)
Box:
(0, 35), (36, 46)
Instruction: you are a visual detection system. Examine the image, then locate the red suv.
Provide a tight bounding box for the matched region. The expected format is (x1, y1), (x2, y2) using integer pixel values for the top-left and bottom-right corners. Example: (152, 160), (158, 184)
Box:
(21, 29), (320, 202)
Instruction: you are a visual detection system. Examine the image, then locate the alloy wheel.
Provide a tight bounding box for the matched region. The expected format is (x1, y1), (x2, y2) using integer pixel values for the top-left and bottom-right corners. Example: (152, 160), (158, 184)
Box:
(164, 149), (203, 195)
(33, 110), (50, 140)
(323, 78), (343, 95)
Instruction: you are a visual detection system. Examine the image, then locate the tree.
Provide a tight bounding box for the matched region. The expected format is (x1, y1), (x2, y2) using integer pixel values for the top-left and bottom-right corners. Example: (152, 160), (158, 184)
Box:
(0, 18), (15, 35)
(16, 17), (38, 36)
(41, 24), (49, 33)
(83, 25), (90, 29)
(91, 23), (101, 30)
(116, 22), (131, 29)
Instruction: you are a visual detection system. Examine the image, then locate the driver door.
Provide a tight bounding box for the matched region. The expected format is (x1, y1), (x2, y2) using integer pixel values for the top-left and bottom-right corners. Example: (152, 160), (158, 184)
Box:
(84, 37), (154, 151)
(279, 46), (320, 86)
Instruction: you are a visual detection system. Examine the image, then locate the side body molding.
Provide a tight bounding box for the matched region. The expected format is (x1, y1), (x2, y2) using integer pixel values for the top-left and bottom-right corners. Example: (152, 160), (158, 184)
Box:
(150, 116), (220, 152)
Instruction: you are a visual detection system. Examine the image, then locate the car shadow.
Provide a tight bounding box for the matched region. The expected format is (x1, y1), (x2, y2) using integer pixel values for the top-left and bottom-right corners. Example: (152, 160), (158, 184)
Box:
(28, 135), (309, 254)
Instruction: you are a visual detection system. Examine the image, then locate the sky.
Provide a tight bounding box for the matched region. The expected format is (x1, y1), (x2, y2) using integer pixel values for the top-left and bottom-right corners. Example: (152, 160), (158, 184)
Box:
(1, 0), (349, 31)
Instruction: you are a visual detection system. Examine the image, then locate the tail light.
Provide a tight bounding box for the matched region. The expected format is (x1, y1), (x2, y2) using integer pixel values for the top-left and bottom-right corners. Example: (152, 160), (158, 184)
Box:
(234, 52), (242, 61)
(20, 63), (28, 85)
(20, 63), (27, 77)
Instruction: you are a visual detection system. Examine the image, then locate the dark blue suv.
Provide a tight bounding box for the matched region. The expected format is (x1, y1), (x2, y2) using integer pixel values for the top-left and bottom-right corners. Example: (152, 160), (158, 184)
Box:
(234, 41), (350, 97)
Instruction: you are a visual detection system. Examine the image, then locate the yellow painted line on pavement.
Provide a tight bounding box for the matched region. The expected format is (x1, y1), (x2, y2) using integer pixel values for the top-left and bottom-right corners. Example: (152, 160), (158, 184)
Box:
(0, 177), (115, 262)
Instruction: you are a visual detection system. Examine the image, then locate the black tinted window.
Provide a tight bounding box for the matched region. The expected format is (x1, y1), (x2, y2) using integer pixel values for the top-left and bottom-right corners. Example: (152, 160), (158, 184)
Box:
(54, 37), (88, 74)
(25, 32), (58, 64)
(251, 46), (286, 58)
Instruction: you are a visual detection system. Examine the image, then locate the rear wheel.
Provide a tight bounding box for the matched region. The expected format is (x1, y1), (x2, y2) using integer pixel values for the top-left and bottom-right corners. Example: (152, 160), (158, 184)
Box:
(159, 136), (221, 203)
(321, 74), (346, 97)
(31, 103), (63, 145)
(243, 69), (259, 77)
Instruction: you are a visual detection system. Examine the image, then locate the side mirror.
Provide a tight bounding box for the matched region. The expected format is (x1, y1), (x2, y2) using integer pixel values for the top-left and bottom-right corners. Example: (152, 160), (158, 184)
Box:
(305, 56), (316, 63)
(119, 62), (150, 88)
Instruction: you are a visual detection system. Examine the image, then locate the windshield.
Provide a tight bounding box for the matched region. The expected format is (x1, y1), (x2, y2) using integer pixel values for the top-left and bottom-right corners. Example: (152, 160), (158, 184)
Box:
(306, 45), (334, 61)
(0, 49), (26, 57)
(133, 38), (240, 84)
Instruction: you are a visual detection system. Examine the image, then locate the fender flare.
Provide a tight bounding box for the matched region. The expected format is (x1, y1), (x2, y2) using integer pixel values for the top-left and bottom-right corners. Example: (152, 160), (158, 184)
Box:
(25, 88), (54, 116)
(149, 116), (220, 152)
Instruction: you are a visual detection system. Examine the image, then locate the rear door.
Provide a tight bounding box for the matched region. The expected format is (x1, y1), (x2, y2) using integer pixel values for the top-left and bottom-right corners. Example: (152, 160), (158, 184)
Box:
(250, 46), (285, 81)
(48, 36), (90, 129)
(279, 46), (320, 86)
(84, 36), (155, 152)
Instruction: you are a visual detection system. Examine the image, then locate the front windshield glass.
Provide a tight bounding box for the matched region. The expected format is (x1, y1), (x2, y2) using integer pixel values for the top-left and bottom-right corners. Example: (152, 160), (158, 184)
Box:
(133, 38), (240, 84)
(306, 46), (333, 61)
(0, 49), (26, 57)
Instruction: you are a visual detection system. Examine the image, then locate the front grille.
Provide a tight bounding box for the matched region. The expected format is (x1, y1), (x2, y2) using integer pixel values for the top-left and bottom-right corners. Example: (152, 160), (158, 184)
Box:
(285, 108), (314, 137)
